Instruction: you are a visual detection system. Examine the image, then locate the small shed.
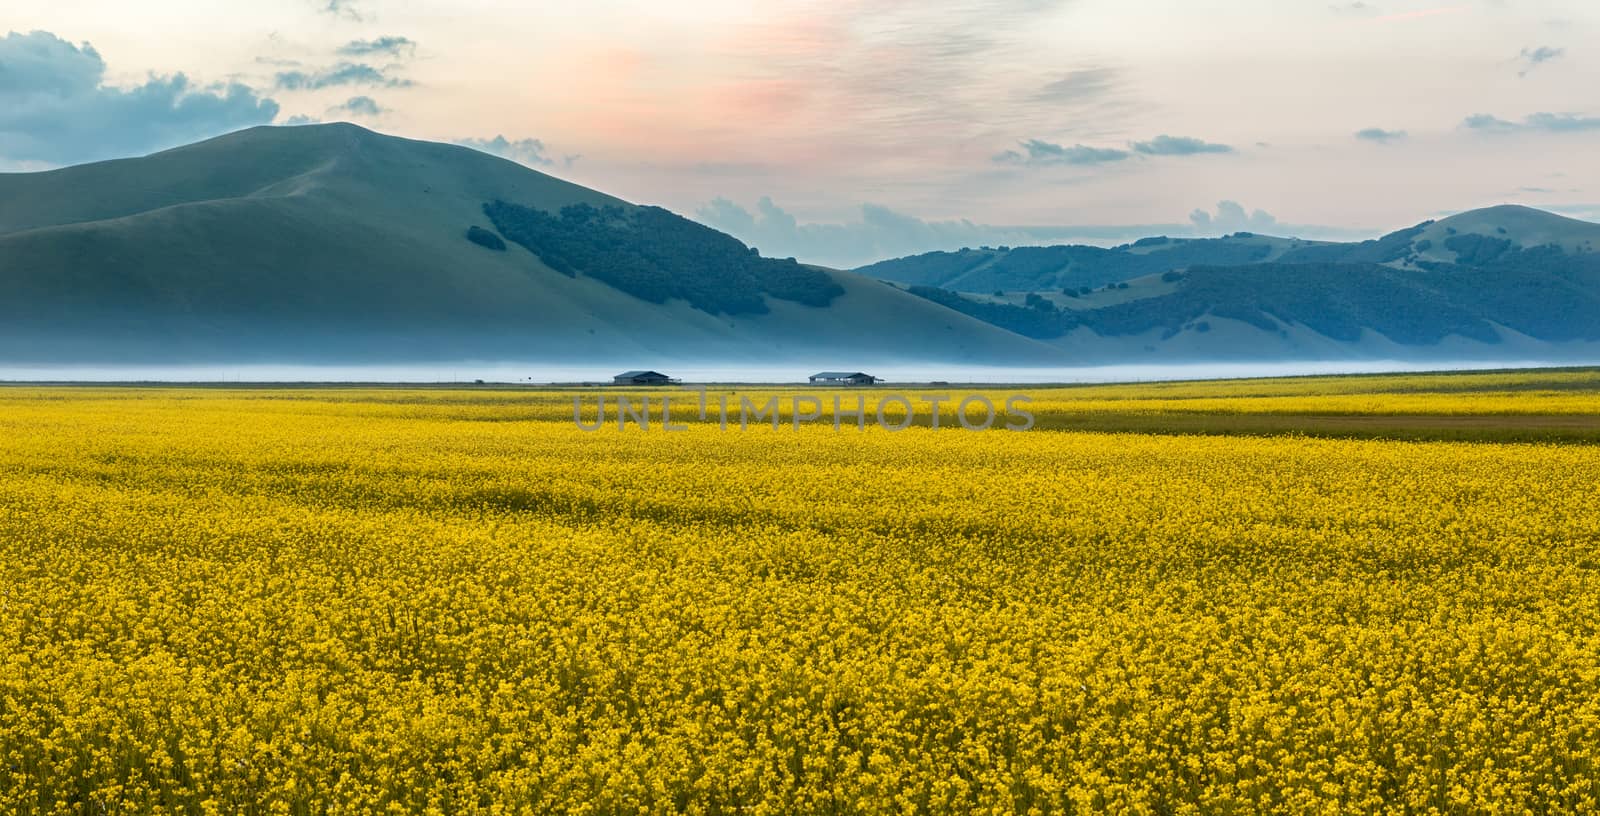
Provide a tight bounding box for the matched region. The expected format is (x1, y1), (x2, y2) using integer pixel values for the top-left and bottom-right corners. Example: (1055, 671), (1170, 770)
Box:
(808, 371), (880, 385)
(614, 370), (676, 385)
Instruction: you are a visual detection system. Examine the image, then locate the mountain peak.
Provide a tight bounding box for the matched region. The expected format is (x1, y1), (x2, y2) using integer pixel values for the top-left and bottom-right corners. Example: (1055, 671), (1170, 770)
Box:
(1420, 205), (1600, 255)
(0, 126), (1062, 365)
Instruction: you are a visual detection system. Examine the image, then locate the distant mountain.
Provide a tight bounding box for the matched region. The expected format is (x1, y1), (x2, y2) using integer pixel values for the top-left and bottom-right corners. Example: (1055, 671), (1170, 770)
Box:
(858, 206), (1600, 295)
(0, 124), (1064, 365)
(866, 206), (1600, 360)
(858, 232), (1322, 294)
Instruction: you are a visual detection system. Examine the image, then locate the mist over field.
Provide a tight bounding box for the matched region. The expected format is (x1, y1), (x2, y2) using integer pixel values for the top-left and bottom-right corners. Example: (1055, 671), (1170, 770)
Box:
(2, 359), (1588, 385)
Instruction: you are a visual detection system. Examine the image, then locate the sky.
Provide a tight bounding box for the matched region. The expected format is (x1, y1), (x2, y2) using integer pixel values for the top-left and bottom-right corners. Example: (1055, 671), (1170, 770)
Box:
(2, 0), (1597, 267)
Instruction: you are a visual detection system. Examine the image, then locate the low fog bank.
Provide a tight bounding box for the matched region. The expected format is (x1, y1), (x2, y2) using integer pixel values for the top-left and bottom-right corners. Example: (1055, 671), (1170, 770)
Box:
(2, 359), (1594, 385)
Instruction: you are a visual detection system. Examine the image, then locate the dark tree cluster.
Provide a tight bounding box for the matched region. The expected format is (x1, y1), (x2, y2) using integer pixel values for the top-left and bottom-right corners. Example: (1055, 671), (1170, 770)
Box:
(1415, 244), (1600, 341)
(906, 286), (1079, 339)
(483, 201), (843, 315)
(1443, 233), (1514, 266)
(465, 225), (506, 251)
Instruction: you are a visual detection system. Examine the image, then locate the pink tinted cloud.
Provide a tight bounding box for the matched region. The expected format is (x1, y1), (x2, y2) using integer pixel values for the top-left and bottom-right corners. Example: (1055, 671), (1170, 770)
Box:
(710, 79), (814, 121)
(536, 1), (1082, 190)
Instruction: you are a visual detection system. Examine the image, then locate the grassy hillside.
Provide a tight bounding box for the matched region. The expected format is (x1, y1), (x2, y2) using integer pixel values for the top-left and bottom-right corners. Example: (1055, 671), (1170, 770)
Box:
(0, 124), (1063, 364)
(902, 254), (1600, 346)
(863, 205), (1600, 293)
(858, 233), (1326, 294)
(886, 206), (1600, 354)
(1417, 205), (1600, 258)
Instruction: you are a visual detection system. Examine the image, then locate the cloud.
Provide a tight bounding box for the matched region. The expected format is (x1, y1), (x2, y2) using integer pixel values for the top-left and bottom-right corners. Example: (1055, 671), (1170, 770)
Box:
(1355, 127), (1407, 143)
(321, 0), (364, 21)
(1517, 45), (1564, 76)
(1189, 201), (1279, 234)
(284, 114), (321, 125)
(696, 197), (1372, 268)
(454, 135), (576, 168)
(275, 62), (412, 90)
(1032, 68), (1118, 103)
(1129, 134), (1234, 156)
(337, 36), (416, 58)
(994, 139), (1130, 166)
(0, 30), (279, 167)
(1463, 111), (1600, 133)
(1523, 112), (1600, 132)
(697, 196), (1046, 267)
(1462, 113), (1519, 132)
(328, 96), (383, 117)
(996, 134), (1235, 165)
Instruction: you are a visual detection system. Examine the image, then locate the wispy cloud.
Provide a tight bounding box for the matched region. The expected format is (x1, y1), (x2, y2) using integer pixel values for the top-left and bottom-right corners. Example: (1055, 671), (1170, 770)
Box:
(328, 96), (384, 117)
(1517, 45), (1564, 77)
(995, 134), (1234, 165)
(1355, 127), (1407, 143)
(275, 63), (413, 91)
(321, 0), (364, 21)
(994, 139), (1130, 166)
(1524, 112), (1600, 131)
(1129, 135), (1233, 156)
(1462, 113), (1519, 132)
(455, 135), (580, 168)
(337, 36), (417, 59)
(1032, 68), (1119, 103)
(1463, 112), (1600, 133)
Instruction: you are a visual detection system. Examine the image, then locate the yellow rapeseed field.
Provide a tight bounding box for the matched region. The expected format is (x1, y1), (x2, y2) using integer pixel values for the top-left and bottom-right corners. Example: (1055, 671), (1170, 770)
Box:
(2, 381), (1599, 814)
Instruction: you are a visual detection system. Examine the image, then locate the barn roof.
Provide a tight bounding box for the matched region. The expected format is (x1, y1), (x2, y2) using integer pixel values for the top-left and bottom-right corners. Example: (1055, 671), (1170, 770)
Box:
(615, 370), (668, 378)
(811, 371), (873, 379)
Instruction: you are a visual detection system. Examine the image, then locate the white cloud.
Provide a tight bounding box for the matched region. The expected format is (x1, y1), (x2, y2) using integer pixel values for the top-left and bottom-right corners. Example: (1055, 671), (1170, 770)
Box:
(0, 31), (278, 167)
(455, 135), (579, 168)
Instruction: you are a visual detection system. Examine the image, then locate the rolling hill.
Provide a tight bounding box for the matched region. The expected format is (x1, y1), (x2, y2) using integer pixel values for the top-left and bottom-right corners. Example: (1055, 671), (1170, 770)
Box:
(0, 124), (1065, 365)
(857, 233), (1326, 294)
(867, 206), (1600, 360)
(5, 124), (1596, 368)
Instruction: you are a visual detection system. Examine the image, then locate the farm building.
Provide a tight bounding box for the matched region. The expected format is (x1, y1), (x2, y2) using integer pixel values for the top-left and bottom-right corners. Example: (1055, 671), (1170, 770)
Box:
(613, 370), (676, 385)
(808, 371), (880, 385)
